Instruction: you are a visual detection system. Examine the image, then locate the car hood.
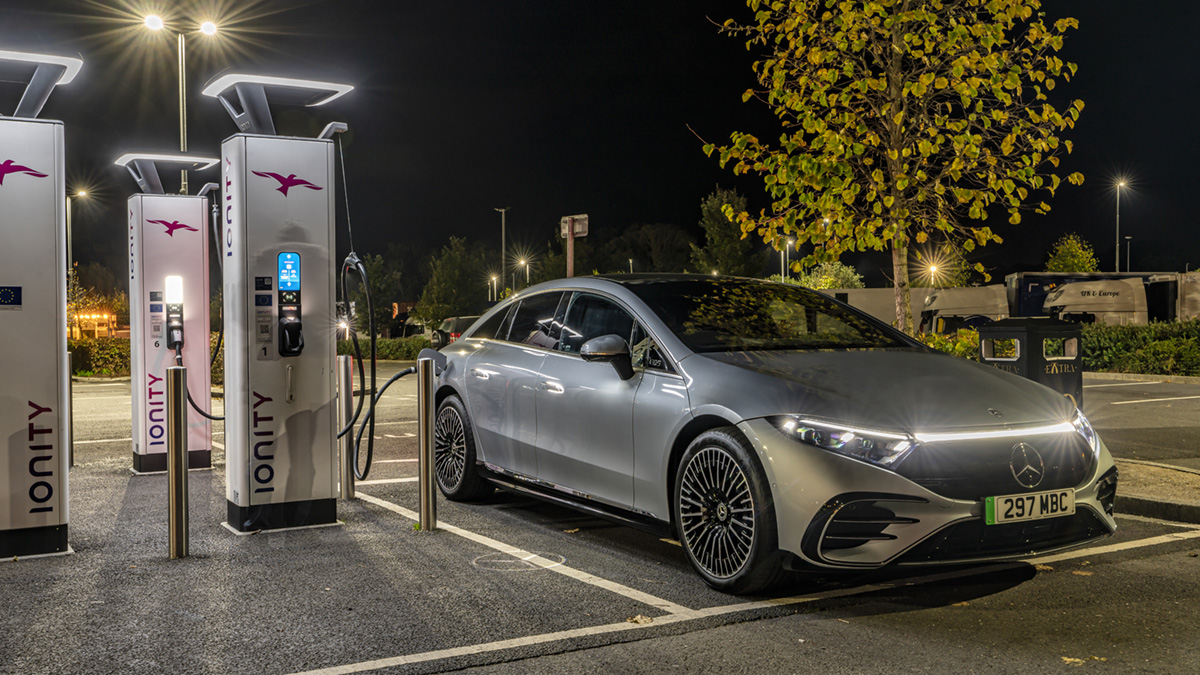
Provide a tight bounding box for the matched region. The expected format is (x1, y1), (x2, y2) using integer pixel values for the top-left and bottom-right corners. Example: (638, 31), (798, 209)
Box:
(682, 348), (1077, 432)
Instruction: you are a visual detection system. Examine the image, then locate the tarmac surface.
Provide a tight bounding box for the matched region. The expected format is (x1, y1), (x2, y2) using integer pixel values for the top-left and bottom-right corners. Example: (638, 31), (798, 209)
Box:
(1, 364), (1197, 674)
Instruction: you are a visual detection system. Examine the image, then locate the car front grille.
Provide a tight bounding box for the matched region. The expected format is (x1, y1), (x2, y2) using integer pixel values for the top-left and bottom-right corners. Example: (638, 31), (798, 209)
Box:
(897, 508), (1111, 563)
(895, 433), (1096, 501)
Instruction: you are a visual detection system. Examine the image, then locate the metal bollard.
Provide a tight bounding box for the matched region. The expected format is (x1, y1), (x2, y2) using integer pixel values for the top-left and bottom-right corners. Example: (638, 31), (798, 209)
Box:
(417, 357), (437, 531)
(67, 351), (74, 468)
(337, 355), (355, 500)
(167, 366), (189, 559)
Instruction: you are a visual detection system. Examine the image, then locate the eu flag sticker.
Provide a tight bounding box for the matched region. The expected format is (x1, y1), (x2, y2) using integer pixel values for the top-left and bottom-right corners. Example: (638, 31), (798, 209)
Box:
(0, 286), (21, 310)
(255, 294), (273, 307)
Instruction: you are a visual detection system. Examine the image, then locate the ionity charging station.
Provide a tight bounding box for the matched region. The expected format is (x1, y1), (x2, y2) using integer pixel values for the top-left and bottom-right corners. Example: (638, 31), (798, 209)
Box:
(203, 74), (353, 531)
(0, 50), (82, 558)
(116, 153), (218, 473)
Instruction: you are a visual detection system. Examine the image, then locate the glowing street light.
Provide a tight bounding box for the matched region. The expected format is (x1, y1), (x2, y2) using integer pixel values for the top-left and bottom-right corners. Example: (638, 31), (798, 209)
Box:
(519, 258), (529, 287)
(66, 190), (88, 276)
(141, 14), (220, 194)
(1115, 180), (1126, 272)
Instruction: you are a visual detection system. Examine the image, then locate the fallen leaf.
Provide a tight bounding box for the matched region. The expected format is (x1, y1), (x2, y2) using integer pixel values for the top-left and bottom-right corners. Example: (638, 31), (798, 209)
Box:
(1091, 656), (1107, 662)
(837, 618), (850, 624)
(1072, 571), (1094, 576)
(626, 615), (653, 625)
(563, 528), (580, 534)
(324, 587), (331, 591)
(1079, 560), (1091, 566)
(952, 601), (970, 607)
(1062, 657), (1084, 666)
(1188, 552), (1197, 558)
(1035, 564), (1053, 571)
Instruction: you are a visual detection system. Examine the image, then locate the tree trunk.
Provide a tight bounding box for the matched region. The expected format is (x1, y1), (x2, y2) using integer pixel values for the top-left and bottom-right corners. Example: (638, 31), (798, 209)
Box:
(891, 239), (912, 334)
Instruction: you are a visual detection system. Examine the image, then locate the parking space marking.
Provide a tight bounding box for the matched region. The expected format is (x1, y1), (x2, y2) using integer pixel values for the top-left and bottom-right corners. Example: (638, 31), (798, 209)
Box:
(291, 520), (1200, 675)
(372, 458), (417, 462)
(1025, 529), (1200, 564)
(1111, 395), (1200, 406)
(1084, 381), (1162, 388)
(356, 478), (418, 486)
(287, 563), (1030, 675)
(212, 440), (224, 450)
(74, 437), (132, 445)
(356, 492), (691, 616)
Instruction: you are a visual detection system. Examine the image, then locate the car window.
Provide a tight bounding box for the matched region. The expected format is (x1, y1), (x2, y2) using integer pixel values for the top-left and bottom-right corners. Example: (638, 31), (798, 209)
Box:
(559, 293), (636, 354)
(466, 310), (507, 340)
(630, 323), (671, 372)
(508, 292), (566, 348)
(628, 277), (910, 353)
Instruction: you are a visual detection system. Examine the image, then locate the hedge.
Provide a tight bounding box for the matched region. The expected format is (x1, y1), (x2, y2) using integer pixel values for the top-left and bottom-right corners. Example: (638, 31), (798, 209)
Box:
(69, 334), (226, 384)
(337, 335), (431, 361)
(918, 319), (1200, 377)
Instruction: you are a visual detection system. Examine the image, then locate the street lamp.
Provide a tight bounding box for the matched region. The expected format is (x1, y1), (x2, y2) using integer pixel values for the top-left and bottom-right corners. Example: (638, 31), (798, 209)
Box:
(785, 238), (795, 279)
(494, 207), (509, 288)
(1125, 236), (1133, 272)
(142, 14), (219, 195)
(490, 275), (497, 302)
(1115, 181), (1126, 272)
(65, 190), (87, 277)
(519, 259), (529, 287)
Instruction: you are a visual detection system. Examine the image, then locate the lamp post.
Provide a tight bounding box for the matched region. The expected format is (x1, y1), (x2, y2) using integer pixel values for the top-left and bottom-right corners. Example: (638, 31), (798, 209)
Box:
(519, 259), (529, 287)
(1125, 236), (1132, 272)
(491, 275), (497, 302)
(143, 15), (218, 195)
(494, 207), (509, 290)
(1115, 181), (1126, 272)
(65, 190), (86, 277)
(785, 238), (794, 279)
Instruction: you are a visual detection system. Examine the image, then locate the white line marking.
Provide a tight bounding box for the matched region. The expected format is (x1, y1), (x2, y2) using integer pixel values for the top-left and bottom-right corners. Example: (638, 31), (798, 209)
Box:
(356, 492), (690, 615)
(74, 437), (133, 445)
(373, 458), (417, 463)
(286, 563), (1030, 675)
(74, 395), (133, 400)
(1025, 530), (1200, 564)
(355, 478), (418, 485)
(369, 420), (417, 427)
(212, 440), (225, 450)
(1084, 381), (1162, 388)
(1111, 395), (1200, 406)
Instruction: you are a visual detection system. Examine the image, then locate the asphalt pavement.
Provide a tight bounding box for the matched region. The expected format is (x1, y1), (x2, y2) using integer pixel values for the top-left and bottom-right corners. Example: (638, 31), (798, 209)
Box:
(0, 364), (1197, 674)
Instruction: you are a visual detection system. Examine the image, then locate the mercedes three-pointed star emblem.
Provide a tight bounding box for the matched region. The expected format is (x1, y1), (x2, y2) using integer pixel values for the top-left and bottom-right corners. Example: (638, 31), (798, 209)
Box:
(1010, 442), (1045, 489)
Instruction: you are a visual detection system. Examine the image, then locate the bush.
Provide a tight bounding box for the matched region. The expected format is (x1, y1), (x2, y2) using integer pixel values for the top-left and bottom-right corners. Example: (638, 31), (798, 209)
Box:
(68, 337), (131, 376)
(916, 330), (980, 361)
(337, 335), (431, 361)
(916, 320), (1200, 376)
(210, 332), (224, 386)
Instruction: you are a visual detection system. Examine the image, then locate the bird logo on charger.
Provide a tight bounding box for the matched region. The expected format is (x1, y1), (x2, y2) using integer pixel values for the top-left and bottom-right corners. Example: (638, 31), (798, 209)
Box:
(0, 159), (49, 185)
(148, 219), (199, 237)
(251, 170), (324, 196)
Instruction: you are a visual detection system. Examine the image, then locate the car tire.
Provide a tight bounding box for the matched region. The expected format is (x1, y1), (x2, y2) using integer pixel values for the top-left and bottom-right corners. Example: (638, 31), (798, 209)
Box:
(674, 427), (786, 594)
(434, 395), (494, 501)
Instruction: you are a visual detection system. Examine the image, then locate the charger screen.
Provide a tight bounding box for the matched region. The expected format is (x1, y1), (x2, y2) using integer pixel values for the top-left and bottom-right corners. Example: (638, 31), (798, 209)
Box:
(278, 252), (301, 291)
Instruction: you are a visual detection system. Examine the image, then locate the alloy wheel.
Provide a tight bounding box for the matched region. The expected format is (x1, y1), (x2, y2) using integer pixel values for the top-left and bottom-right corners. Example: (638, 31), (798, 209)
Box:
(678, 446), (756, 579)
(434, 405), (467, 490)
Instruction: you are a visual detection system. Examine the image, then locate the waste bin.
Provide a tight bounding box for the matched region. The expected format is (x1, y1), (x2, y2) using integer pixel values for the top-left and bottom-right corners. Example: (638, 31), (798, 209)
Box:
(977, 317), (1084, 408)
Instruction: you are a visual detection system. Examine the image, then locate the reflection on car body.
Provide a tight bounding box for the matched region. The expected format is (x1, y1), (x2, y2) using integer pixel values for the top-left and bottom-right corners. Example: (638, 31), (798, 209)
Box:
(432, 275), (1118, 593)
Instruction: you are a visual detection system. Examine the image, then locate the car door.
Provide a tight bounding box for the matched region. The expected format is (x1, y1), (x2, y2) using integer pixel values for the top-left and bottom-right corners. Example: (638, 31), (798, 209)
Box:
(463, 291), (566, 479)
(534, 292), (643, 508)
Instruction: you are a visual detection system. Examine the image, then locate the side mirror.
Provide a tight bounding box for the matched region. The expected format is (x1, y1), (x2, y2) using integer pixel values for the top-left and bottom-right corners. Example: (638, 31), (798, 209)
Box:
(580, 334), (634, 380)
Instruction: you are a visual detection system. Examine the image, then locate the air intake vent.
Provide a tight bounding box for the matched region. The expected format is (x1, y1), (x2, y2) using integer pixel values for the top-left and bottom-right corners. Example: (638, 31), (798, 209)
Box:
(821, 501), (919, 553)
(1097, 466), (1118, 517)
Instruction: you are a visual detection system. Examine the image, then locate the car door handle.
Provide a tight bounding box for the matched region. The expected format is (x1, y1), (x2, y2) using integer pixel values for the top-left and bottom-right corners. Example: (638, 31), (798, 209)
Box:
(538, 381), (564, 394)
(469, 368), (490, 380)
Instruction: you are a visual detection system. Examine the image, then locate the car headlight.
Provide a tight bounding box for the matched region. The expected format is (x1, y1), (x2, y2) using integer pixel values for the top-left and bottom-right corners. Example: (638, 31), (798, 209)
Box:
(773, 417), (915, 468)
(1072, 410), (1098, 455)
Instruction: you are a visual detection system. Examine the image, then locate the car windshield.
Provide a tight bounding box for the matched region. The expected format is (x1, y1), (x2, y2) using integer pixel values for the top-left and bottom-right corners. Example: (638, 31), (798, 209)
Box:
(626, 277), (910, 353)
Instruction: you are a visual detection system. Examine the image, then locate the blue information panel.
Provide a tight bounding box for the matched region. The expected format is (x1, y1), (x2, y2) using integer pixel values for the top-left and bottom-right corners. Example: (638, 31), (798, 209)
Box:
(278, 252), (301, 291)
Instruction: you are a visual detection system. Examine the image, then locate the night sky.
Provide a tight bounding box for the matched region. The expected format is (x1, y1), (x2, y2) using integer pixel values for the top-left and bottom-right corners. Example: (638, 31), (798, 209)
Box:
(2, 0), (1197, 293)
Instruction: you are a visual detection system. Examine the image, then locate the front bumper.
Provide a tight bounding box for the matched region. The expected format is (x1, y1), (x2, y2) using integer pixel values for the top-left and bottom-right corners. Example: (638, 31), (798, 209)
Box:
(737, 419), (1118, 570)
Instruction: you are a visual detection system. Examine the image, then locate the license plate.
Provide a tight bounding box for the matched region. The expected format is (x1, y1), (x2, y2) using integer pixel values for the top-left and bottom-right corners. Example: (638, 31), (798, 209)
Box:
(985, 489), (1075, 525)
